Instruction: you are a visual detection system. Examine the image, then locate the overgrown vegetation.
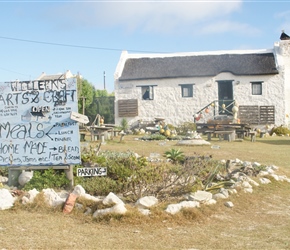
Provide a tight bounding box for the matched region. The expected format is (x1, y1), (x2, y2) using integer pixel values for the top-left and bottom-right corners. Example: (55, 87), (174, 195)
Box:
(119, 118), (129, 132)
(175, 122), (197, 135)
(74, 148), (228, 201)
(0, 167), (8, 177)
(270, 125), (290, 136)
(140, 134), (167, 140)
(23, 168), (69, 191)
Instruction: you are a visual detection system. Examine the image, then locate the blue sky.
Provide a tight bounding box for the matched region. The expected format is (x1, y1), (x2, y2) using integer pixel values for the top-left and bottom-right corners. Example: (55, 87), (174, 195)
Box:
(0, 1), (289, 93)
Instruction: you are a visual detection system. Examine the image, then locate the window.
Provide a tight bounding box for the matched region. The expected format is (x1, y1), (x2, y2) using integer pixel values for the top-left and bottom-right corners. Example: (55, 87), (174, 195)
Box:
(251, 82), (262, 95)
(180, 84), (193, 97)
(141, 86), (154, 100)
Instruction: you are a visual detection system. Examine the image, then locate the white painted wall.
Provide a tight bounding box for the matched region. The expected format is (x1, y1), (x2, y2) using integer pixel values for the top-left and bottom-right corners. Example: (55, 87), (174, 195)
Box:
(114, 42), (290, 128)
(275, 40), (290, 127)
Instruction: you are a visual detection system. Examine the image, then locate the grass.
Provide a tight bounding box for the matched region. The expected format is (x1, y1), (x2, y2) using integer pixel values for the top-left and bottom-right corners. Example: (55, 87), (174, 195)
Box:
(1, 134), (290, 249)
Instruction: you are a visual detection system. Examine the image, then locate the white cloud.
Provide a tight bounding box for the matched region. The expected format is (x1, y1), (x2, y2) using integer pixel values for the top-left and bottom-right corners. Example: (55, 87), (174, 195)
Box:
(50, 1), (244, 34)
(199, 20), (262, 36)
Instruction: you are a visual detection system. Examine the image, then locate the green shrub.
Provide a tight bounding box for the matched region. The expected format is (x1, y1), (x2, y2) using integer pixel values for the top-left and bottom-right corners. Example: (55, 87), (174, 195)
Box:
(176, 122), (197, 135)
(0, 167), (8, 177)
(23, 168), (69, 191)
(164, 148), (185, 163)
(120, 118), (129, 132)
(270, 126), (290, 136)
(140, 134), (167, 140)
(76, 177), (120, 196)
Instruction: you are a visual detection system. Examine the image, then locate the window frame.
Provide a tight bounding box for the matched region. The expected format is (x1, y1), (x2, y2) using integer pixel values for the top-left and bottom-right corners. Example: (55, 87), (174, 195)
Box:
(137, 85), (156, 100)
(251, 81), (263, 95)
(180, 84), (194, 98)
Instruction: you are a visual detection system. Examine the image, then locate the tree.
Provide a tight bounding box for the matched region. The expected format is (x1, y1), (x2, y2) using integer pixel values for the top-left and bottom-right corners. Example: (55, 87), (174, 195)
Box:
(78, 79), (95, 116)
(95, 89), (115, 124)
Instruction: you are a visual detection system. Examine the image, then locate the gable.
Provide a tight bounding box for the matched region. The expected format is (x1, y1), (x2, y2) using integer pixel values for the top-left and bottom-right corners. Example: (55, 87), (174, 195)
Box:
(119, 53), (278, 81)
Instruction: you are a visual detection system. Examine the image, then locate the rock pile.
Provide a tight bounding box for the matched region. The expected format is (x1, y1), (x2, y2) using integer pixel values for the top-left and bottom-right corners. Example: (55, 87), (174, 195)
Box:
(1, 159), (290, 217)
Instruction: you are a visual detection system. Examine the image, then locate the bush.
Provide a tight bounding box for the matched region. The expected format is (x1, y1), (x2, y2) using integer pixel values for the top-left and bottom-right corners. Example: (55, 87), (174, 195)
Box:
(23, 168), (69, 191)
(270, 126), (290, 136)
(0, 167), (8, 177)
(176, 122), (197, 135)
(140, 134), (167, 141)
(76, 177), (120, 196)
(164, 148), (185, 163)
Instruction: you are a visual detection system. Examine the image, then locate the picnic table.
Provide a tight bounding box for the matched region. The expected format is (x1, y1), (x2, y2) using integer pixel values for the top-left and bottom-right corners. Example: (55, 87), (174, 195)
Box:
(196, 123), (252, 142)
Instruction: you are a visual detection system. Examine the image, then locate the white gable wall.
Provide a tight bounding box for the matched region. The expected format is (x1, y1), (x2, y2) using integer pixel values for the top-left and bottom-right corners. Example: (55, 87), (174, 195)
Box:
(275, 40), (290, 127)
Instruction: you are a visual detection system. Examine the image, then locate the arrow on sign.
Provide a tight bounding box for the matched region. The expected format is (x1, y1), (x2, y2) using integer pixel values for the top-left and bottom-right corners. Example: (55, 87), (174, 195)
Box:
(46, 125), (56, 140)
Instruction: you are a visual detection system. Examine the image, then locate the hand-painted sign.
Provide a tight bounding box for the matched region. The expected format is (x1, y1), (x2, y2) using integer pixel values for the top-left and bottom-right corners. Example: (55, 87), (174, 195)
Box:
(77, 167), (107, 177)
(70, 111), (89, 124)
(0, 78), (81, 166)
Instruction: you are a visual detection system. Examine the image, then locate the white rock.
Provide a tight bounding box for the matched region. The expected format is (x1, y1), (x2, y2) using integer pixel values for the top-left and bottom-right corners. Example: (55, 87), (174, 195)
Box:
(138, 208), (151, 215)
(234, 158), (242, 164)
(84, 207), (92, 215)
(21, 196), (30, 204)
(220, 159), (226, 164)
(42, 188), (66, 207)
(18, 171), (33, 186)
(72, 185), (101, 202)
(179, 201), (200, 209)
(243, 161), (252, 167)
(242, 181), (252, 189)
(57, 190), (69, 199)
(247, 178), (259, 187)
(268, 165), (279, 171)
(93, 203), (127, 217)
(228, 189), (237, 195)
(27, 188), (39, 203)
(252, 162), (261, 167)
(0, 189), (15, 210)
(103, 192), (124, 205)
(135, 196), (158, 208)
(165, 201), (200, 214)
(266, 168), (275, 174)
(270, 174), (280, 181)
(81, 193), (102, 202)
(165, 204), (182, 214)
(243, 188), (253, 193)
(220, 188), (229, 198)
(213, 193), (228, 200)
(72, 185), (86, 197)
(224, 201), (234, 208)
(258, 170), (269, 177)
(188, 190), (212, 203)
(204, 199), (217, 205)
(260, 178), (271, 184)
(0, 176), (8, 183)
(279, 176), (290, 183)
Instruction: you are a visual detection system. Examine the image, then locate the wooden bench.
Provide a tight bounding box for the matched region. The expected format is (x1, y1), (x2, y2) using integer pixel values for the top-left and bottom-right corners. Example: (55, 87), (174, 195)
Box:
(213, 131), (235, 142)
(204, 130), (215, 141)
(249, 131), (257, 142)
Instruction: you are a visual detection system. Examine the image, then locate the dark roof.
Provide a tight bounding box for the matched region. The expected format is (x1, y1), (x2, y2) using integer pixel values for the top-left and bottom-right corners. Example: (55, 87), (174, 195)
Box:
(119, 53), (278, 81)
(280, 31), (290, 40)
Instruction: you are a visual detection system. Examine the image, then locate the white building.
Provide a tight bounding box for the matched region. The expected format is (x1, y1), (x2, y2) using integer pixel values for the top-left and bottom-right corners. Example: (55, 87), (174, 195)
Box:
(114, 33), (290, 128)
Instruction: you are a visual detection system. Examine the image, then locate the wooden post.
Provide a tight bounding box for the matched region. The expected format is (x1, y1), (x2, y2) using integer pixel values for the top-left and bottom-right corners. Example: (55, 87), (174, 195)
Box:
(64, 165), (74, 189)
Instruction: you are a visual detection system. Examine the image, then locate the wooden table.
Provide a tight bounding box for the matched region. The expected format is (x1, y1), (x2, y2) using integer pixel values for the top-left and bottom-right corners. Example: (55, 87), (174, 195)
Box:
(196, 123), (251, 141)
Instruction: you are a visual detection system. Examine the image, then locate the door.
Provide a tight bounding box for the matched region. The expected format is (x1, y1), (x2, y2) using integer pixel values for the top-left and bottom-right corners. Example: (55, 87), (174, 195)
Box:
(218, 81), (233, 115)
